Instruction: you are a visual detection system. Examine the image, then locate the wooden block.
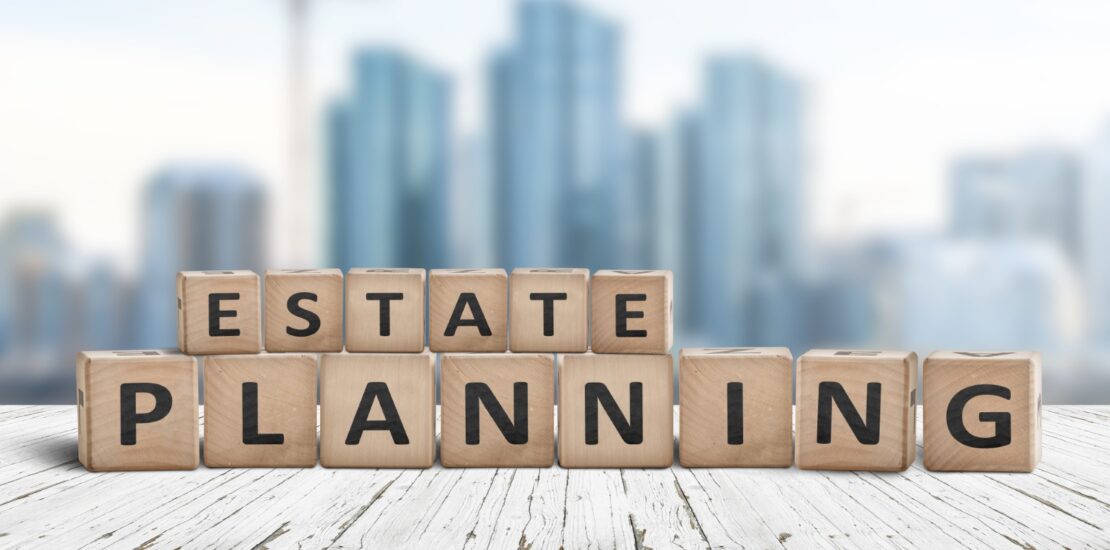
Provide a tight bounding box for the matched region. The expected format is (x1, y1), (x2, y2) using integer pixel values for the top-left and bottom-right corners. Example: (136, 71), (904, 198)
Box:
(264, 268), (343, 352)
(319, 350), (436, 468)
(557, 352), (674, 468)
(796, 349), (917, 471)
(345, 268), (426, 353)
(440, 353), (554, 467)
(176, 270), (261, 355)
(76, 350), (198, 471)
(203, 353), (318, 467)
(509, 268), (589, 352)
(429, 269), (507, 352)
(679, 347), (793, 468)
(924, 351), (1041, 472)
(590, 270), (673, 354)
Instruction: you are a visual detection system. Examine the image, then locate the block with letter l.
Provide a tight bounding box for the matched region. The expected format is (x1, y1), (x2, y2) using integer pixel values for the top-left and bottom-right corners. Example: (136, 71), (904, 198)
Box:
(177, 270), (261, 354)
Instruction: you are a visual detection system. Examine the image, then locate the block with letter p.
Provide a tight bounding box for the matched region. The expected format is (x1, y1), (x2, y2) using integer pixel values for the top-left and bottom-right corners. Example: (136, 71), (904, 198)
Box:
(429, 269), (507, 352)
(590, 270), (673, 354)
(924, 351), (1041, 472)
(796, 350), (917, 471)
(177, 270), (261, 354)
(264, 268), (343, 352)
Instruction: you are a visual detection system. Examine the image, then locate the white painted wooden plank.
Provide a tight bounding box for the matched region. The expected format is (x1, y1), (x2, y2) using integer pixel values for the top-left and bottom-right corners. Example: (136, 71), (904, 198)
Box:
(562, 469), (637, 549)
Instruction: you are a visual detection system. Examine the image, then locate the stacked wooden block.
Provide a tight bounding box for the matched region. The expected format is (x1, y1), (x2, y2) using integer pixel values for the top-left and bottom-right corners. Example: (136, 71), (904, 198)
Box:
(76, 268), (1041, 473)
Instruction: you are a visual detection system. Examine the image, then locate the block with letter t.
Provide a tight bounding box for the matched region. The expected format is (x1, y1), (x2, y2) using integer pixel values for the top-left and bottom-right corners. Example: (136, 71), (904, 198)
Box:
(345, 268), (427, 353)
(924, 351), (1041, 472)
(796, 349), (917, 471)
(429, 269), (507, 352)
(509, 268), (589, 352)
(76, 350), (199, 471)
(176, 270), (261, 354)
(264, 268), (343, 352)
(590, 270), (673, 354)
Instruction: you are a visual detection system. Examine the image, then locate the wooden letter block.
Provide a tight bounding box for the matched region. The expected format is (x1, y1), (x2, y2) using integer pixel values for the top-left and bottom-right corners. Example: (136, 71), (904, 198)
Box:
(679, 347), (793, 468)
(924, 351), (1041, 472)
(796, 350), (917, 471)
(558, 352), (674, 468)
(345, 268), (426, 353)
(440, 353), (554, 467)
(177, 270), (261, 355)
(509, 268), (589, 352)
(320, 350), (436, 468)
(76, 350), (198, 471)
(590, 270), (673, 354)
(203, 353), (318, 467)
(265, 268), (343, 352)
(429, 269), (507, 352)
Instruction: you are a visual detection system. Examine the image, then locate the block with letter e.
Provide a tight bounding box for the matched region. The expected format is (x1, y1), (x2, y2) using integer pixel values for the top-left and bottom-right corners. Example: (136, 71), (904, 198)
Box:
(320, 350), (436, 468)
(76, 350), (198, 471)
(590, 270), (672, 354)
(558, 352), (674, 468)
(796, 350), (917, 471)
(177, 270), (261, 354)
(345, 268), (426, 353)
(203, 353), (318, 467)
(440, 353), (554, 467)
(924, 351), (1041, 472)
(429, 269), (507, 352)
(509, 268), (589, 352)
(264, 268), (343, 352)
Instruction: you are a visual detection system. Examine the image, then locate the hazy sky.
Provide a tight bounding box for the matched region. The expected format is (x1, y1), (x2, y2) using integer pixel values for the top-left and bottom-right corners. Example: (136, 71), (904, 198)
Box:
(3, 0), (1110, 267)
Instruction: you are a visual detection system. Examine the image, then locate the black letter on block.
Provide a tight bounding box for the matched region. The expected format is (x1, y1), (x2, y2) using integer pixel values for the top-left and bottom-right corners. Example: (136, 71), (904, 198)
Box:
(947, 384), (1012, 448)
(346, 382), (409, 445)
(286, 292), (321, 337)
(530, 292), (567, 336)
(727, 382), (744, 445)
(465, 382), (528, 444)
(242, 382), (284, 445)
(120, 383), (173, 445)
(366, 293), (404, 336)
(445, 293), (492, 336)
(615, 294), (647, 337)
(585, 382), (643, 444)
(817, 382), (881, 444)
(208, 293), (240, 337)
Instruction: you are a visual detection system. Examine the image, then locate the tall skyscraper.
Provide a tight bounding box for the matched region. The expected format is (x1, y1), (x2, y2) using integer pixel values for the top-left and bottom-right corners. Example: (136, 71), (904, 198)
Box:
(327, 49), (450, 270)
(489, 0), (621, 270)
(135, 164), (267, 347)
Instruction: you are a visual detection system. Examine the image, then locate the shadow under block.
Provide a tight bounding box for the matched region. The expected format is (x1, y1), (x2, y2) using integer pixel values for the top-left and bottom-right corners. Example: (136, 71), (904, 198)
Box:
(795, 350), (917, 471)
(440, 353), (555, 467)
(509, 268), (589, 353)
(558, 352), (674, 468)
(345, 268), (426, 353)
(76, 350), (199, 471)
(319, 351), (436, 468)
(264, 268), (343, 352)
(176, 270), (261, 355)
(590, 270), (673, 354)
(429, 269), (507, 352)
(203, 353), (318, 467)
(924, 351), (1042, 472)
(679, 347), (793, 468)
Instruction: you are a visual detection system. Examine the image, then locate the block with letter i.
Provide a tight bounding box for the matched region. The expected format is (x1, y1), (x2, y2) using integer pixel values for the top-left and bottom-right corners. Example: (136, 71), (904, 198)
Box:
(679, 347), (793, 468)
(590, 270), (673, 354)
(796, 350), (917, 471)
(924, 351), (1041, 472)
(264, 268), (343, 352)
(509, 268), (589, 352)
(177, 270), (261, 354)
(440, 353), (555, 467)
(320, 351), (436, 468)
(558, 352), (674, 468)
(429, 269), (507, 352)
(76, 350), (198, 471)
(203, 353), (318, 467)
(346, 268), (426, 353)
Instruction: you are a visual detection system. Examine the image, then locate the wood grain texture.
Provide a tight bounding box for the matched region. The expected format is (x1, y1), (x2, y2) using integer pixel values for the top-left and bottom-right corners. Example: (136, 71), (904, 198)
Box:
(590, 270), (673, 354)
(428, 269), (507, 352)
(679, 347), (793, 467)
(345, 268), (426, 353)
(796, 349), (917, 471)
(924, 351), (1041, 472)
(176, 270), (261, 355)
(264, 268), (343, 352)
(320, 351), (436, 468)
(509, 268), (589, 352)
(76, 350), (198, 471)
(203, 353), (318, 467)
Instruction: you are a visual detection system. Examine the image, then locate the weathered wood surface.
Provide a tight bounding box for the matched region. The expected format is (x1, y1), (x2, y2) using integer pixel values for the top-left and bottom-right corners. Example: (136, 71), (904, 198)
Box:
(0, 405), (1107, 549)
